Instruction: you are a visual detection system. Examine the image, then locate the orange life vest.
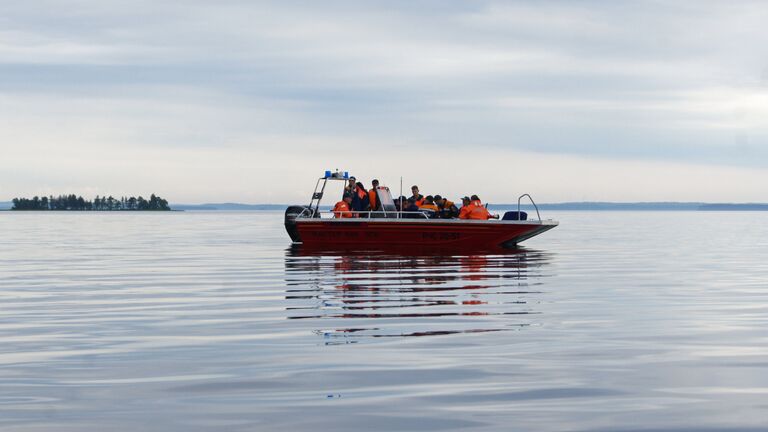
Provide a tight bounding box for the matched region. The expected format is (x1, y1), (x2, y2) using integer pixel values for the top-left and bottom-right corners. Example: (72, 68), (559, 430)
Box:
(437, 200), (458, 218)
(333, 201), (352, 218)
(467, 200), (492, 220)
(458, 205), (473, 219)
(418, 203), (439, 212)
(411, 194), (425, 207)
(368, 189), (378, 210)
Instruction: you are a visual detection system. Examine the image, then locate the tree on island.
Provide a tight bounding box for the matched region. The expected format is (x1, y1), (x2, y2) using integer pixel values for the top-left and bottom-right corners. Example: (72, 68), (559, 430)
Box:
(11, 194), (171, 211)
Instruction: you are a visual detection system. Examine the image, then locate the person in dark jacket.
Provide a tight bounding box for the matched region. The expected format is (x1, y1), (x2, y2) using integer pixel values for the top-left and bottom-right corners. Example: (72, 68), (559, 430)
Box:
(351, 181), (370, 214)
(434, 195), (459, 218)
(395, 196), (407, 212)
(343, 176), (356, 199)
(402, 197), (421, 218)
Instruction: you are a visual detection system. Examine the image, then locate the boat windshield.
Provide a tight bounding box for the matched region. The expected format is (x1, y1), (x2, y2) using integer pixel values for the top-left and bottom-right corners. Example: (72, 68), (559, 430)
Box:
(376, 186), (396, 212)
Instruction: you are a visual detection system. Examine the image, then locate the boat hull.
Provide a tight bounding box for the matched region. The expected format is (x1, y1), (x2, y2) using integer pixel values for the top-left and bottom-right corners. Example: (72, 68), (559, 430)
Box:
(293, 219), (557, 249)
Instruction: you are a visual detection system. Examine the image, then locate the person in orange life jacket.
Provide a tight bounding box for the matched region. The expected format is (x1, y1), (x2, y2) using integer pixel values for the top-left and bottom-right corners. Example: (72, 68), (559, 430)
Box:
(467, 195), (498, 220)
(368, 179), (380, 211)
(419, 195), (439, 211)
(410, 185), (425, 207)
(472, 195), (499, 219)
(434, 195), (459, 219)
(418, 195), (440, 218)
(333, 195), (353, 218)
(351, 181), (369, 213)
(458, 196), (473, 219)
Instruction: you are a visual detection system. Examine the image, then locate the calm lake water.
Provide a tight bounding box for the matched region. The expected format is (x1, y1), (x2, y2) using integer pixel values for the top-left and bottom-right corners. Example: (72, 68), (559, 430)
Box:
(1, 211), (768, 431)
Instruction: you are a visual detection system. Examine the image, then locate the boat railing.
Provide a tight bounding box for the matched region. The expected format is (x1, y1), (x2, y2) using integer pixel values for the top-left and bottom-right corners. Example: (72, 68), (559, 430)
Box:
(297, 207), (316, 218)
(298, 210), (433, 220)
(517, 194), (542, 221)
(296, 199), (545, 221)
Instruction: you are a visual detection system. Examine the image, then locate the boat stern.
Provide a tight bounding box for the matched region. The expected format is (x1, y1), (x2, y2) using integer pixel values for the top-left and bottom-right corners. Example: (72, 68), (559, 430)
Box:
(284, 206), (309, 243)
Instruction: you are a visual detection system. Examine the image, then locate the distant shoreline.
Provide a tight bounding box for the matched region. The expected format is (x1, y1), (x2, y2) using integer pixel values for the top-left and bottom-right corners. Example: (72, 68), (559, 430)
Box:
(170, 202), (768, 211)
(7, 194), (171, 211)
(3, 201), (768, 211)
(0, 209), (183, 212)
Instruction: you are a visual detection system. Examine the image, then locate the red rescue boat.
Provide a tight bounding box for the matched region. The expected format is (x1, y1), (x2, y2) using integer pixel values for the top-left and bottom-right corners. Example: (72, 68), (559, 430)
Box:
(285, 171), (558, 249)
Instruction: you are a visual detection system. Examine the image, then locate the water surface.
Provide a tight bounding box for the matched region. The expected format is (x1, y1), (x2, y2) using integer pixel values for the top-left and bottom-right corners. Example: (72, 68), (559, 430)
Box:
(1, 211), (767, 431)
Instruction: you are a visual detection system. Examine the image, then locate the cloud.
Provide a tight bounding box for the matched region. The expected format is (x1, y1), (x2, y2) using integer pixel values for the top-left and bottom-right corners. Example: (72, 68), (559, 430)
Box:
(2, 1), (768, 202)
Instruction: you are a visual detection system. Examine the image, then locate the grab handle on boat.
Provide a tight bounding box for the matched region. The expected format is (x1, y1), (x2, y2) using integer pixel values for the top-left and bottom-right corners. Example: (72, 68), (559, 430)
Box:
(517, 194), (541, 221)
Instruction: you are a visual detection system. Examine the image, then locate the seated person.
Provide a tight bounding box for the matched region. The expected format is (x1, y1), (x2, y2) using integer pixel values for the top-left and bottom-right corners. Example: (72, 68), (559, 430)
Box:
(394, 196), (408, 212)
(458, 196), (472, 219)
(418, 195), (439, 218)
(332, 195), (353, 218)
(402, 197), (421, 218)
(434, 195), (459, 218)
(464, 195), (498, 220)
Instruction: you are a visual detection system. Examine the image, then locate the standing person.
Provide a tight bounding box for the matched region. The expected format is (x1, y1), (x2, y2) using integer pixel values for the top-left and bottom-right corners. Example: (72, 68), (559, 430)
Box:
(434, 195), (459, 218)
(410, 185), (425, 207)
(368, 179), (381, 211)
(351, 181), (370, 214)
(333, 195), (353, 218)
(343, 176), (356, 199)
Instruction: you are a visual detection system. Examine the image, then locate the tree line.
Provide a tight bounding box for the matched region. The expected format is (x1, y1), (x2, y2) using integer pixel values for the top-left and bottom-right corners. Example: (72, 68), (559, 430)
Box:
(11, 194), (171, 211)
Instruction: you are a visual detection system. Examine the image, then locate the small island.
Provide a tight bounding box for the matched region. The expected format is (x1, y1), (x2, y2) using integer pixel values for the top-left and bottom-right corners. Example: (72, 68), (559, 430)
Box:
(11, 194), (171, 211)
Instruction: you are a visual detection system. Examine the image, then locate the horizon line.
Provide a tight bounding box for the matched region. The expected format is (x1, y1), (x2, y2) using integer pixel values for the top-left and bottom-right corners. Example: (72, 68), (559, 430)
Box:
(4, 200), (768, 206)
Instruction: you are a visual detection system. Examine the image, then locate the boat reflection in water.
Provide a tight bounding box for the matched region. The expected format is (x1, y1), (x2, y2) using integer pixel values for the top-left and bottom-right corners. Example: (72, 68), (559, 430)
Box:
(284, 244), (553, 344)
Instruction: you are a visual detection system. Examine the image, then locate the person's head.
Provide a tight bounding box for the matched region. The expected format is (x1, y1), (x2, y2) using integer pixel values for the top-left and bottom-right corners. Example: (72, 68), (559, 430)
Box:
(407, 197), (416, 205)
(343, 195), (352, 203)
(434, 195), (443, 204)
(372, 179), (379, 187)
(425, 195), (434, 204)
(348, 177), (356, 186)
(411, 185), (419, 195)
(471, 195), (480, 202)
(462, 196), (471, 205)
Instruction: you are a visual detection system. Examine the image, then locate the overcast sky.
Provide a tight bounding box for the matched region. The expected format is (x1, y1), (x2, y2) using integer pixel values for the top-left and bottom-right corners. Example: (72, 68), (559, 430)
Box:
(2, 1), (767, 203)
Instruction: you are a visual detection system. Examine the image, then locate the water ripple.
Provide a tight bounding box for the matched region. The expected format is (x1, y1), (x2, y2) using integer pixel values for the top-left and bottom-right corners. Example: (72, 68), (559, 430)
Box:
(3, 211), (768, 431)
(283, 247), (552, 342)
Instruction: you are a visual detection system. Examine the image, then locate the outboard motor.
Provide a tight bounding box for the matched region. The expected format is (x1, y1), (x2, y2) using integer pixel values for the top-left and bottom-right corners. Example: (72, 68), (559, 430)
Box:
(284, 206), (310, 243)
